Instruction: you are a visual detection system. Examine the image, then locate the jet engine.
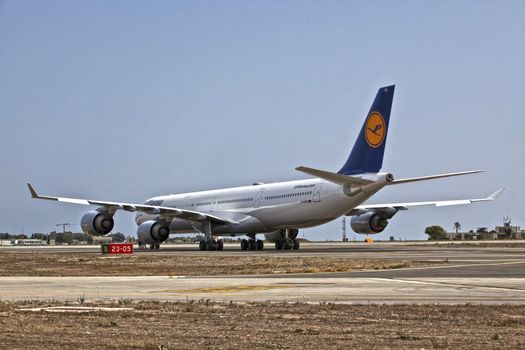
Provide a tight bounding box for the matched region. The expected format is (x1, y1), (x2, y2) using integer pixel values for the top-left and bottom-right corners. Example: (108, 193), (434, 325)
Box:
(80, 210), (114, 236)
(350, 212), (389, 234)
(137, 220), (170, 244)
(264, 228), (298, 242)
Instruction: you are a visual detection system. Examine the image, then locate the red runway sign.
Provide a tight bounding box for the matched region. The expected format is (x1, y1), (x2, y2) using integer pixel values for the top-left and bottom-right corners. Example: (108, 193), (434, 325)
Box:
(101, 243), (133, 255)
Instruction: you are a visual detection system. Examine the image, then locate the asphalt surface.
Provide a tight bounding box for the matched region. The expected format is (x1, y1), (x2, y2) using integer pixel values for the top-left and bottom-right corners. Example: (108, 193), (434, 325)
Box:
(1, 242), (524, 304)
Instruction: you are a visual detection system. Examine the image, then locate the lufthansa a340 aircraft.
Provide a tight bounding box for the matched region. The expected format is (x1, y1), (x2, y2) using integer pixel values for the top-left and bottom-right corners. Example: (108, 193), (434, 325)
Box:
(28, 85), (503, 251)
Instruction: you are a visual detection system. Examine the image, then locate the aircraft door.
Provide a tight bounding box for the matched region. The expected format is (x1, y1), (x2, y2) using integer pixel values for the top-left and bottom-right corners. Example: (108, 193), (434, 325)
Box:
(312, 183), (323, 202)
(254, 189), (265, 208)
(210, 197), (217, 211)
(182, 196), (193, 209)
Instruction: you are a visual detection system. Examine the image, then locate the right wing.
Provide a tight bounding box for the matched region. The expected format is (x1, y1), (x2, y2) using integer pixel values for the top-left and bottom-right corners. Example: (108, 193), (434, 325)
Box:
(27, 183), (238, 225)
(347, 188), (505, 215)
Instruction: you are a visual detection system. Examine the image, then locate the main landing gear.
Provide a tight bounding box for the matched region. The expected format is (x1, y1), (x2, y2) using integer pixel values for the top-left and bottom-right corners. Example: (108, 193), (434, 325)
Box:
(240, 238), (264, 251)
(199, 238), (224, 251)
(240, 234), (264, 251)
(138, 241), (160, 250)
(275, 239), (300, 250)
(274, 228), (300, 250)
(196, 220), (223, 251)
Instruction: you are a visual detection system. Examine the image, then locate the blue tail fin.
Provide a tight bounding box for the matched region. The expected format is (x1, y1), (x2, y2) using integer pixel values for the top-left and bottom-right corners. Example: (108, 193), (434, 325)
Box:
(338, 85), (395, 175)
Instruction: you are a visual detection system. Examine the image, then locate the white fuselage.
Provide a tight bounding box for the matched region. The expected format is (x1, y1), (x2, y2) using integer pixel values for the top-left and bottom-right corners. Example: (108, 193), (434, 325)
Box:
(135, 177), (385, 237)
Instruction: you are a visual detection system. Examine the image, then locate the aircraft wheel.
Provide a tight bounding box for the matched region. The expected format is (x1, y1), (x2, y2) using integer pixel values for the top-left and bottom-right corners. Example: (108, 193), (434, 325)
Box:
(240, 239), (248, 251)
(149, 244), (155, 250)
(275, 240), (283, 250)
(292, 239), (300, 250)
(283, 240), (293, 250)
(216, 239), (224, 251)
(206, 239), (216, 251)
(155, 243), (160, 250)
(199, 240), (206, 251)
(256, 240), (264, 251)
(248, 240), (257, 250)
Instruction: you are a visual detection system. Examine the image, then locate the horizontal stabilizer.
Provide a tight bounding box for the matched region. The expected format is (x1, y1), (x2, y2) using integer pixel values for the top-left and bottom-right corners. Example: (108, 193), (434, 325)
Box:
(391, 170), (484, 185)
(295, 166), (373, 186)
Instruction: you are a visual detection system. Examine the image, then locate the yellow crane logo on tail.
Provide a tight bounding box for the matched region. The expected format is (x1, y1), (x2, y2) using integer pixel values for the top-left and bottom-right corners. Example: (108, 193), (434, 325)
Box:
(365, 111), (386, 148)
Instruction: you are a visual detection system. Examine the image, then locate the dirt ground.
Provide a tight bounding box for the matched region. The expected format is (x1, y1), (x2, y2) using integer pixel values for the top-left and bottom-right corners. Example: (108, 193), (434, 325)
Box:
(0, 300), (523, 349)
(421, 242), (525, 248)
(0, 252), (439, 276)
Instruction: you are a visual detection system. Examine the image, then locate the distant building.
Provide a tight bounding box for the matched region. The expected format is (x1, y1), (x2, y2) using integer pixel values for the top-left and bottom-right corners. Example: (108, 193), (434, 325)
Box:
(509, 232), (523, 240)
(495, 225), (521, 234)
(92, 236), (112, 244)
(480, 232), (499, 240)
(14, 239), (47, 246)
(0, 240), (13, 246)
(447, 232), (465, 240)
(446, 224), (523, 241)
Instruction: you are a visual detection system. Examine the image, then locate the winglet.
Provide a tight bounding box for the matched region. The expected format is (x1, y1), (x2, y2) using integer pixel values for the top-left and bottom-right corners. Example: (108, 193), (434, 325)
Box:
(27, 183), (39, 198)
(487, 188), (505, 200)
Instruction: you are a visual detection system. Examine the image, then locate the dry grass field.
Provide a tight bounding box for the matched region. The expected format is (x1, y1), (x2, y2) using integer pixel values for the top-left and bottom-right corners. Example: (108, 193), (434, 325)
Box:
(0, 300), (524, 349)
(0, 252), (439, 276)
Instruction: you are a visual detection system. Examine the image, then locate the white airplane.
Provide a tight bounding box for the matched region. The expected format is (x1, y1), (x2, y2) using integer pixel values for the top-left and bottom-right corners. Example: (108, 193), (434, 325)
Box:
(28, 85), (503, 251)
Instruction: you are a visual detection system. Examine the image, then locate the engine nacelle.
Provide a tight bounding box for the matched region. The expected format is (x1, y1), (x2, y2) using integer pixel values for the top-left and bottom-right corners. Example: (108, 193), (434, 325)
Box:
(264, 228), (299, 242)
(350, 212), (388, 234)
(80, 210), (114, 236)
(137, 220), (170, 244)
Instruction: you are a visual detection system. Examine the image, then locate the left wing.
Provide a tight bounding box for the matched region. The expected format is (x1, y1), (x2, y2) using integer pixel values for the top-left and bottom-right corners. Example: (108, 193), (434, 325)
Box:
(27, 183), (238, 225)
(347, 188), (504, 215)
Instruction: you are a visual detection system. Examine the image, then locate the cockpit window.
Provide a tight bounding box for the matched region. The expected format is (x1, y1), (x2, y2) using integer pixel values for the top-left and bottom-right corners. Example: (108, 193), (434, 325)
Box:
(145, 199), (164, 206)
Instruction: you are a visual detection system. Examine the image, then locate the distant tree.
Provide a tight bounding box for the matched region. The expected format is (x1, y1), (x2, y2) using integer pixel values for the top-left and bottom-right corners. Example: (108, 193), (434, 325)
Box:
(111, 232), (126, 243)
(54, 233), (64, 243)
(425, 225), (448, 240)
(31, 233), (47, 240)
(454, 222), (461, 233)
(73, 232), (86, 241)
(55, 232), (73, 244)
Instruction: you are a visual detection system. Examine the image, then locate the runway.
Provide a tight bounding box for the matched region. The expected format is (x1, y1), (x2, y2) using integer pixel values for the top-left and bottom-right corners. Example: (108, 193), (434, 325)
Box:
(1, 242), (525, 304)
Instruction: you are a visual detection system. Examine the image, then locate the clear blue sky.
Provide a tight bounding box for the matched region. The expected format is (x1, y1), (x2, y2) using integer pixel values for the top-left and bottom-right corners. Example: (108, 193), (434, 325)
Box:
(1, 1), (524, 240)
